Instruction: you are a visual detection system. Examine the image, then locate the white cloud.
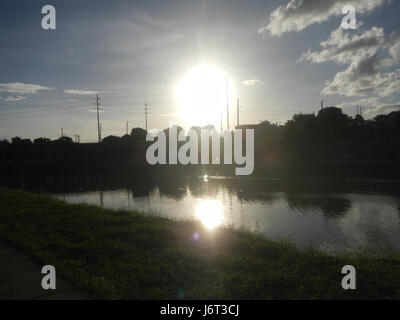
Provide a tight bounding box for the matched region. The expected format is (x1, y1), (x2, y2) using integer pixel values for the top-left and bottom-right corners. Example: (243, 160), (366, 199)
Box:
(2, 96), (28, 102)
(364, 102), (400, 118)
(64, 89), (99, 95)
(0, 82), (53, 94)
(242, 79), (264, 86)
(259, 0), (399, 119)
(337, 98), (400, 118)
(300, 26), (400, 97)
(321, 55), (400, 97)
(299, 27), (386, 64)
(388, 36), (400, 64)
(337, 97), (379, 110)
(336, 97), (381, 117)
(259, 0), (389, 37)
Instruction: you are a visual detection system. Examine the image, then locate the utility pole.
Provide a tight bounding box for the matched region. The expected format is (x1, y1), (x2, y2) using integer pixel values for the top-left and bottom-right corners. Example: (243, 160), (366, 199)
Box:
(226, 78), (230, 130)
(144, 102), (148, 132)
(99, 123), (102, 142)
(61, 128), (64, 137)
(96, 94), (101, 143)
(126, 121), (129, 135)
(320, 100), (324, 110)
(237, 98), (240, 128)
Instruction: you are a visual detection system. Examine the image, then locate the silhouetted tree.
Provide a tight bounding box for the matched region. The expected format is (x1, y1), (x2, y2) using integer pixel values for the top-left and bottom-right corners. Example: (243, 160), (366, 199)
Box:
(34, 137), (51, 144)
(0, 139), (9, 147)
(57, 136), (73, 144)
(2, 107), (400, 167)
(102, 135), (121, 145)
(373, 111), (400, 141)
(130, 128), (147, 142)
(317, 107), (350, 142)
(285, 113), (319, 144)
(11, 137), (22, 145)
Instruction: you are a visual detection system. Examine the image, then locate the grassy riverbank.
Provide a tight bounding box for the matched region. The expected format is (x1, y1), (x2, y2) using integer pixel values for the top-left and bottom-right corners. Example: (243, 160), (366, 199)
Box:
(0, 187), (399, 299)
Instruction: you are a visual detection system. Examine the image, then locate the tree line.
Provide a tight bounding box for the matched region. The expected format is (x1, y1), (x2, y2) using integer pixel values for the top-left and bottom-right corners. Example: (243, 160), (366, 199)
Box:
(1, 107), (399, 165)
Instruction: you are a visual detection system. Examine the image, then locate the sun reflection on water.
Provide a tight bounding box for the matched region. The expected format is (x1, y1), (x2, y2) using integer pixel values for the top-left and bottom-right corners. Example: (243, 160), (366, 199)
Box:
(195, 199), (223, 230)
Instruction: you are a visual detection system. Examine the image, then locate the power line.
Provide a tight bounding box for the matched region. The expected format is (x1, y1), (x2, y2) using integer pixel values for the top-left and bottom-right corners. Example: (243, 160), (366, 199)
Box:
(95, 94), (101, 143)
(144, 101), (148, 132)
(237, 98), (240, 128)
(226, 78), (230, 131)
(74, 134), (81, 143)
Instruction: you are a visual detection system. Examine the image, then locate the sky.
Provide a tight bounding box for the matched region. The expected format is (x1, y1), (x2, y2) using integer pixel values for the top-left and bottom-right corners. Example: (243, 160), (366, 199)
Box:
(0, 0), (400, 142)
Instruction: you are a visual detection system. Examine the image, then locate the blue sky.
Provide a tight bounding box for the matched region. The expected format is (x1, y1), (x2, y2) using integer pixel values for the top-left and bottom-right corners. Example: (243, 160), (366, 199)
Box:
(0, 0), (400, 141)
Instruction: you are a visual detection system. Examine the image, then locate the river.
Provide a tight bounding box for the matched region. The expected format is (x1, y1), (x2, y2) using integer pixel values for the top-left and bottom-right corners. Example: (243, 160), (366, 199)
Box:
(22, 174), (398, 253)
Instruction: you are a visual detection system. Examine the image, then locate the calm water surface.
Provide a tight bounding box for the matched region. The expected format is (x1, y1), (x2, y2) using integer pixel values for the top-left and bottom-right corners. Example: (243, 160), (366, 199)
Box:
(46, 176), (400, 253)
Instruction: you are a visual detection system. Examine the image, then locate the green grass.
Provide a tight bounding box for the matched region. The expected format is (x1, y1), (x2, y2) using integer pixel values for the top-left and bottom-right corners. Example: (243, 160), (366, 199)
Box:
(0, 187), (399, 299)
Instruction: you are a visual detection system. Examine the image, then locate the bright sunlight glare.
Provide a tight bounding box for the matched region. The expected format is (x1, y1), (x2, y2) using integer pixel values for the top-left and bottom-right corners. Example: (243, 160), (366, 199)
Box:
(196, 199), (224, 230)
(176, 66), (233, 129)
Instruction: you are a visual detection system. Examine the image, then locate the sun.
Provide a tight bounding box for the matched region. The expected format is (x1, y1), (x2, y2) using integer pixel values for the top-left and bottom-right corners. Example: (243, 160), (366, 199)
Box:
(176, 65), (232, 129)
